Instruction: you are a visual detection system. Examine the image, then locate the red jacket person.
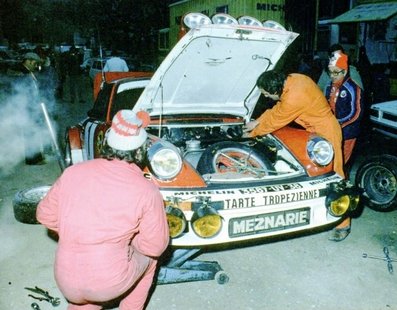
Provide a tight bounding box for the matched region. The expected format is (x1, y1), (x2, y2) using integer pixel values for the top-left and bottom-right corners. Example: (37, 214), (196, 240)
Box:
(37, 109), (169, 310)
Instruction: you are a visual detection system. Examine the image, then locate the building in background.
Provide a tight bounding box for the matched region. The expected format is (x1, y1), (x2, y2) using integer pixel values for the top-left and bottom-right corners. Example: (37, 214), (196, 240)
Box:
(321, 1), (397, 64)
(323, 0), (397, 100)
(160, 0), (286, 55)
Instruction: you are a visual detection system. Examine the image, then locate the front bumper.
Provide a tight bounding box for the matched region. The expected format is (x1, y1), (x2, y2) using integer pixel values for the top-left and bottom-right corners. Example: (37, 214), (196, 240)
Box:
(161, 174), (359, 247)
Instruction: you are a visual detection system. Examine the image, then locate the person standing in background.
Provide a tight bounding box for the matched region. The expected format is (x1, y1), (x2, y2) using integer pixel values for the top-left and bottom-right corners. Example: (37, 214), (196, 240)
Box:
(317, 44), (363, 93)
(325, 51), (364, 242)
(55, 50), (67, 100)
(8, 52), (46, 165)
(104, 50), (129, 72)
(65, 46), (85, 103)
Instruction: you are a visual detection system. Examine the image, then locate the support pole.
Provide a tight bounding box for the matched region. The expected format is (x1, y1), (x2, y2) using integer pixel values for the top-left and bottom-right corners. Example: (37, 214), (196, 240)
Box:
(40, 102), (66, 172)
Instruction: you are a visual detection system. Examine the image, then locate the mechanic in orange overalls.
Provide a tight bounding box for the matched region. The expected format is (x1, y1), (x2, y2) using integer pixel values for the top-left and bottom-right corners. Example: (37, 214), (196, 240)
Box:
(324, 52), (364, 241)
(243, 71), (346, 240)
(37, 110), (169, 310)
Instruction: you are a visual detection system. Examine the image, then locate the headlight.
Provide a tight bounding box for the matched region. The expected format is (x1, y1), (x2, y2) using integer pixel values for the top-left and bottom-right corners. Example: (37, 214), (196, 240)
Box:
(148, 140), (182, 180)
(191, 204), (223, 238)
(307, 136), (334, 166)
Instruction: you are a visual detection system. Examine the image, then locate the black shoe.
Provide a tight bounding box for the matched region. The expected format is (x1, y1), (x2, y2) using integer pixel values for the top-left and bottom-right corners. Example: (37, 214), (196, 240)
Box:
(328, 226), (351, 242)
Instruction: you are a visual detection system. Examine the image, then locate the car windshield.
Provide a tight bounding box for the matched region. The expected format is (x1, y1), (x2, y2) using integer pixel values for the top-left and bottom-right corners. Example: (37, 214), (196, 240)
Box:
(87, 81), (147, 121)
(109, 86), (146, 119)
(87, 83), (113, 120)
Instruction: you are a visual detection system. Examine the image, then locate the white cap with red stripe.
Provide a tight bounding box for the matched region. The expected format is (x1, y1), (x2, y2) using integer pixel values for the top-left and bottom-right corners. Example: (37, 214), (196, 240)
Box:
(107, 110), (150, 151)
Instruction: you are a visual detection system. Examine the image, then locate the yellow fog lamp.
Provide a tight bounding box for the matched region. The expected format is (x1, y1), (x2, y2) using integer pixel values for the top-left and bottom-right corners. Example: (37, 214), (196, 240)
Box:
(326, 193), (350, 217)
(191, 205), (223, 238)
(166, 205), (187, 238)
(349, 194), (360, 212)
(346, 187), (362, 212)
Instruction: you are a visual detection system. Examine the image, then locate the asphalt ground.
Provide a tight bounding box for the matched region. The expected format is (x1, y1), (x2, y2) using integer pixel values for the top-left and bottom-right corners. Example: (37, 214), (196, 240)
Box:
(1, 75), (396, 310)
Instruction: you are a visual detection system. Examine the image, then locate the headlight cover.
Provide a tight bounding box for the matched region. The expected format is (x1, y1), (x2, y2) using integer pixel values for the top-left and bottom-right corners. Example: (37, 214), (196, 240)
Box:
(148, 140), (182, 180)
(307, 136), (334, 167)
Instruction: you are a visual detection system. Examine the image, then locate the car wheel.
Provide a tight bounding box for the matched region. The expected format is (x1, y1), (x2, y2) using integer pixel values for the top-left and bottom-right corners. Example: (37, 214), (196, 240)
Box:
(215, 271), (229, 284)
(13, 186), (51, 224)
(355, 154), (397, 212)
(197, 141), (273, 176)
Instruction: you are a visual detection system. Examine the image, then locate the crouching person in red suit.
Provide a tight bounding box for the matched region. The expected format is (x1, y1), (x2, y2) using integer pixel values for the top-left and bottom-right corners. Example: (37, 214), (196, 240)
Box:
(37, 109), (169, 309)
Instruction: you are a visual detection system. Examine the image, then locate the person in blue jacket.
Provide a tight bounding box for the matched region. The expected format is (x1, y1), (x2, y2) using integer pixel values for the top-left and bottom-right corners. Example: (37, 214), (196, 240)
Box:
(325, 51), (364, 242)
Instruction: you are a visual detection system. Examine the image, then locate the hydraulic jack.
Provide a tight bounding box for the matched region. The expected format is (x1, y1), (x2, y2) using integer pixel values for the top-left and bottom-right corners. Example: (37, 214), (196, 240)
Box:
(157, 248), (229, 285)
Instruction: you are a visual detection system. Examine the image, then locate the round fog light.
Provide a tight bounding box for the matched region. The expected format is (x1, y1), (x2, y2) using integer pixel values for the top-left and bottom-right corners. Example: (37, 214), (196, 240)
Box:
(328, 194), (350, 216)
(191, 205), (222, 238)
(349, 195), (360, 211)
(166, 206), (187, 238)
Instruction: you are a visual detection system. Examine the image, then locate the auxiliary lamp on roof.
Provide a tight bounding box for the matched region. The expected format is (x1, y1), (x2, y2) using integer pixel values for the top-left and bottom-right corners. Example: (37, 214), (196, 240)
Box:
(211, 13), (238, 25)
(237, 16), (263, 27)
(183, 12), (212, 29)
(262, 20), (286, 31)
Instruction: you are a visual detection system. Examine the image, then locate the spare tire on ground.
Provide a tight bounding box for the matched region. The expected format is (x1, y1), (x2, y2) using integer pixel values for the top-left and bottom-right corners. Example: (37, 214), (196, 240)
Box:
(13, 185), (51, 224)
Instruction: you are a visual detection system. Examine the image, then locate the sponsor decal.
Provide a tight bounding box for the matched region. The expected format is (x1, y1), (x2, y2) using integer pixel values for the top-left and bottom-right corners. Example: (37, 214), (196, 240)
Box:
(170, 183), (304, 197)
(224, 189), (320, 209)
(308, 175), (340, 185)
(256, 3), (285, 12)
(238, 183), (302, 194)
(172, 189), (236, 196)
(229, 207), (310, 237)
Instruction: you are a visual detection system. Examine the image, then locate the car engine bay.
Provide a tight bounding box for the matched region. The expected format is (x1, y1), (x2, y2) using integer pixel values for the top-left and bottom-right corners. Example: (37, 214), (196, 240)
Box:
(146, 120), (303, 180)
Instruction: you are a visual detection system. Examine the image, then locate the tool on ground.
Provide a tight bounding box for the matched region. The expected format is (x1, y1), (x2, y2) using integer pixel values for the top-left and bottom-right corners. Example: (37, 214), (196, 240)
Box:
(31, 302), (41, 310)
(25, 286), (60, 307)
(363, 246), (396, 274)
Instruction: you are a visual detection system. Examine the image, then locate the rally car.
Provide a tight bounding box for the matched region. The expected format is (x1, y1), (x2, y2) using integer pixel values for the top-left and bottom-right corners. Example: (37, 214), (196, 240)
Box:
(62, 13), (360, 248)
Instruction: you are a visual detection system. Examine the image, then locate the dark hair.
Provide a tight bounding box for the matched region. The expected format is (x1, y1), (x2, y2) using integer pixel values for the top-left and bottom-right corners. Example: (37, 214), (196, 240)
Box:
(100, 144), (147, 169)
(256, 71), (286, 95)
(328, 44), (344, 56)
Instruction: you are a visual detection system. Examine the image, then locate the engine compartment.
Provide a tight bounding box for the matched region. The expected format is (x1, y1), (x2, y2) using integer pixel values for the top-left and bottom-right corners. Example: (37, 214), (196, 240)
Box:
(146, 119), (304, 180)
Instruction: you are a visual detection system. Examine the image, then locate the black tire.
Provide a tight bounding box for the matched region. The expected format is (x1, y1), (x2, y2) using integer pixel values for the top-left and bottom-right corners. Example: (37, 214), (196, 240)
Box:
(355, 155), (397, 212)
(196, 141), (273, 176)
(13, 185), (51, 224)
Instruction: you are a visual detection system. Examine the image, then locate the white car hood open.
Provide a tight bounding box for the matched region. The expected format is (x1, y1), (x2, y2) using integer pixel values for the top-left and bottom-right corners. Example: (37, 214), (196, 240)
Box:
(134, 23), (298, 118)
